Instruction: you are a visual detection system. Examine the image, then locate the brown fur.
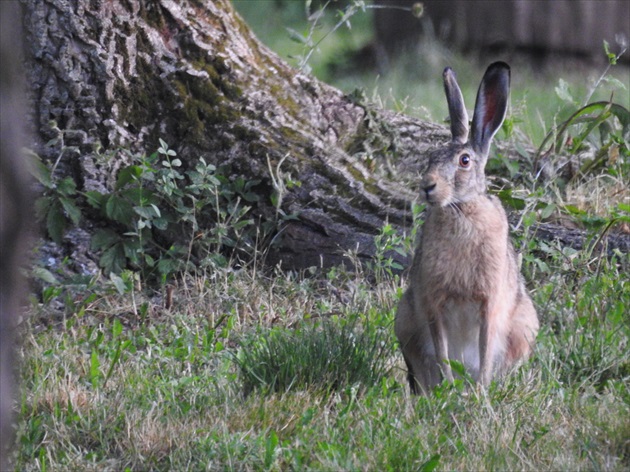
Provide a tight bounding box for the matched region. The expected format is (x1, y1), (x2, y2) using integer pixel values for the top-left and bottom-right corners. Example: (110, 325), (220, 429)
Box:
(395, 63), (539, 394)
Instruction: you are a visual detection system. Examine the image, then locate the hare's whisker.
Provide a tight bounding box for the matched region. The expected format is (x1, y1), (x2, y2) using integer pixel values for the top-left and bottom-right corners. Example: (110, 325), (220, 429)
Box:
(449, 201), (464, 217)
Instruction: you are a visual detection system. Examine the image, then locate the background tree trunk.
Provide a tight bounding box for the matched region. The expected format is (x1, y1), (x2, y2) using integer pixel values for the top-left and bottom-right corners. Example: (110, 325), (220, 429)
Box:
(22, 0), (448, 271)
(22, 0), (628, 274)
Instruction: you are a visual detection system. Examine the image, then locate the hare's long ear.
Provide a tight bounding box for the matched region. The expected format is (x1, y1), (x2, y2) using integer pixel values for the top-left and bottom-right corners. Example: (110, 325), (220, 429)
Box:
(443, 67), (469, 144)
(471, 62), (510, 157)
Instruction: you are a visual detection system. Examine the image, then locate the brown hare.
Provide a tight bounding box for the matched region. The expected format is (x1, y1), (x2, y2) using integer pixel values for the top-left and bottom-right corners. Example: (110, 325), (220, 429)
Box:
(395, 62), (539, 394)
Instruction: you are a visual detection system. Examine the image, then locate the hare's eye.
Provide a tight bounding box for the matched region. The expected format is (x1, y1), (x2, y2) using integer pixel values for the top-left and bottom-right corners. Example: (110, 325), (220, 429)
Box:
(459, 153), (471, 168)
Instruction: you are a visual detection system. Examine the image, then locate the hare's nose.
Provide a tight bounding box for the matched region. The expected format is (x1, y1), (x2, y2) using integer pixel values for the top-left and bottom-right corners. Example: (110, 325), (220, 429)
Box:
(422, 182), (436, 199)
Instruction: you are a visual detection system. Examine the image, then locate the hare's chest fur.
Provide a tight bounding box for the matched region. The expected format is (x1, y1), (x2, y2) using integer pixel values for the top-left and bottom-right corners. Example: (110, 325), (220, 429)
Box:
(412, 197), (512, 377)
(427, 299), (484, 376)
(418, 197), (509, 294)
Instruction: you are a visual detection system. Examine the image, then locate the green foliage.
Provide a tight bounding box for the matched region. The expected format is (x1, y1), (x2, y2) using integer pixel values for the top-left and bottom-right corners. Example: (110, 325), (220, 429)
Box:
(29, 137), (265, 284)
(535, 100), (629, 172)
(31, 153), (82, 243)
(33, 139), (262, 281)
(235, 315), (393, 395)
(535, 41), (629, 186)
(370, 223), (408, 278)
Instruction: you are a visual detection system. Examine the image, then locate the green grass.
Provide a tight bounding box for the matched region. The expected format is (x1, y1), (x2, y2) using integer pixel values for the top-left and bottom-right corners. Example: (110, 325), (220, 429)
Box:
(10, 2), (630, 470)
(235, 316), (393, 396)
(11, 250), (630, 470)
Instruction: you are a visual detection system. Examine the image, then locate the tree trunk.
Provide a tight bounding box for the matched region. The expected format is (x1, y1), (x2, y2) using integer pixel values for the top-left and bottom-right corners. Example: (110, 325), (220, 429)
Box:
(22, 0), (446, 272)
(22, 0), (628, 275)
(1, 2), (29, 466)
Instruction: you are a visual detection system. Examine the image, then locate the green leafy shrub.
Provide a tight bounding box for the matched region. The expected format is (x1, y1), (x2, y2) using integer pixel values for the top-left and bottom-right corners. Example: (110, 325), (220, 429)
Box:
(33, 139), (263, 282)
(535, 41), (629, 184)
(87, 140), (262, 279)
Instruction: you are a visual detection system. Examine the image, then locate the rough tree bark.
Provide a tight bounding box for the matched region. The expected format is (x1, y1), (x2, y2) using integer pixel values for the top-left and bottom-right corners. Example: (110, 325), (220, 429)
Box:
(22, 0), (628, 274)
(22, 0), (446, 271)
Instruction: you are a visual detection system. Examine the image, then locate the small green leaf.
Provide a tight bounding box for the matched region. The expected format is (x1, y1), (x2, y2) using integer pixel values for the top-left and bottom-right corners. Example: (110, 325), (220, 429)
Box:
(616, 203), (630, 213)
(85, 190), (106, 209)
(603, 40), (617, 64)
(115, 165), (143, 190)
(100, 243), (126, 274)
(152, 217), (169, 231)
(91, 229), (120, 251)
(112, 318), (123, 338)
(157, 257), (179, 276)
(57, 177), (77, 196)
(133, 205), (160, 219)
(109, 273), (128, 295)
(121, 186), (153, 206)
(447, 360), (467, 378)
(540, 203), (556, 220)
(564, 204), (585, 216)
(144, 253), (156, 267)
(497, 189), (526, 210)
(286, 27), (307, 44)
(59, 196), (82, 225)
(390, 262), (404, 271)
(602, 75), (627, 91)
(122, 239), (142, 265)
(90, 349), (100, 389)
(32, 267), (59, 285)
(105, 194), (134, 225)
(46, 202), (66, 243)
(555, 78), (574, 104)
(34, 196), (53, 220)
(419, 454), (441, 472)
(150, 204), (161, 217)
(30, 157), (54, 188)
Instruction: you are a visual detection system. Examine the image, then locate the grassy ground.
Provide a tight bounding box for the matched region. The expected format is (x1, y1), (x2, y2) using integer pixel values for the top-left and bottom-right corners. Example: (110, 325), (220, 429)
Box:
(10, 1), (630, 471)
(11, 247), (630, 470)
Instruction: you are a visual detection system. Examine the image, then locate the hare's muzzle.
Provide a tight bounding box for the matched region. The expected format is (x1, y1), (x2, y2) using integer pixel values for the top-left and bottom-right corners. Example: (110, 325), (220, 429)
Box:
(421, 181), (437, 203)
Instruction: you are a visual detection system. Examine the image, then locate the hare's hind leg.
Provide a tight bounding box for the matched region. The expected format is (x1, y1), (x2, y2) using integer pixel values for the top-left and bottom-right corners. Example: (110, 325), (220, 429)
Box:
(400, 343), (441, 395)
(505, 292), (539, 367)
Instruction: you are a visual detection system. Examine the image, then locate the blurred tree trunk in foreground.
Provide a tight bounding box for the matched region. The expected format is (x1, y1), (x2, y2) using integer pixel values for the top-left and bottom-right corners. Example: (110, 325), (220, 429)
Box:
(1, 2), (30, 467)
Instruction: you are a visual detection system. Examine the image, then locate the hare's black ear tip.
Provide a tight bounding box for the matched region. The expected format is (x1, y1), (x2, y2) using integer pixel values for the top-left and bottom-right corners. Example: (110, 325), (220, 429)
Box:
(488, 61), (511, 74)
